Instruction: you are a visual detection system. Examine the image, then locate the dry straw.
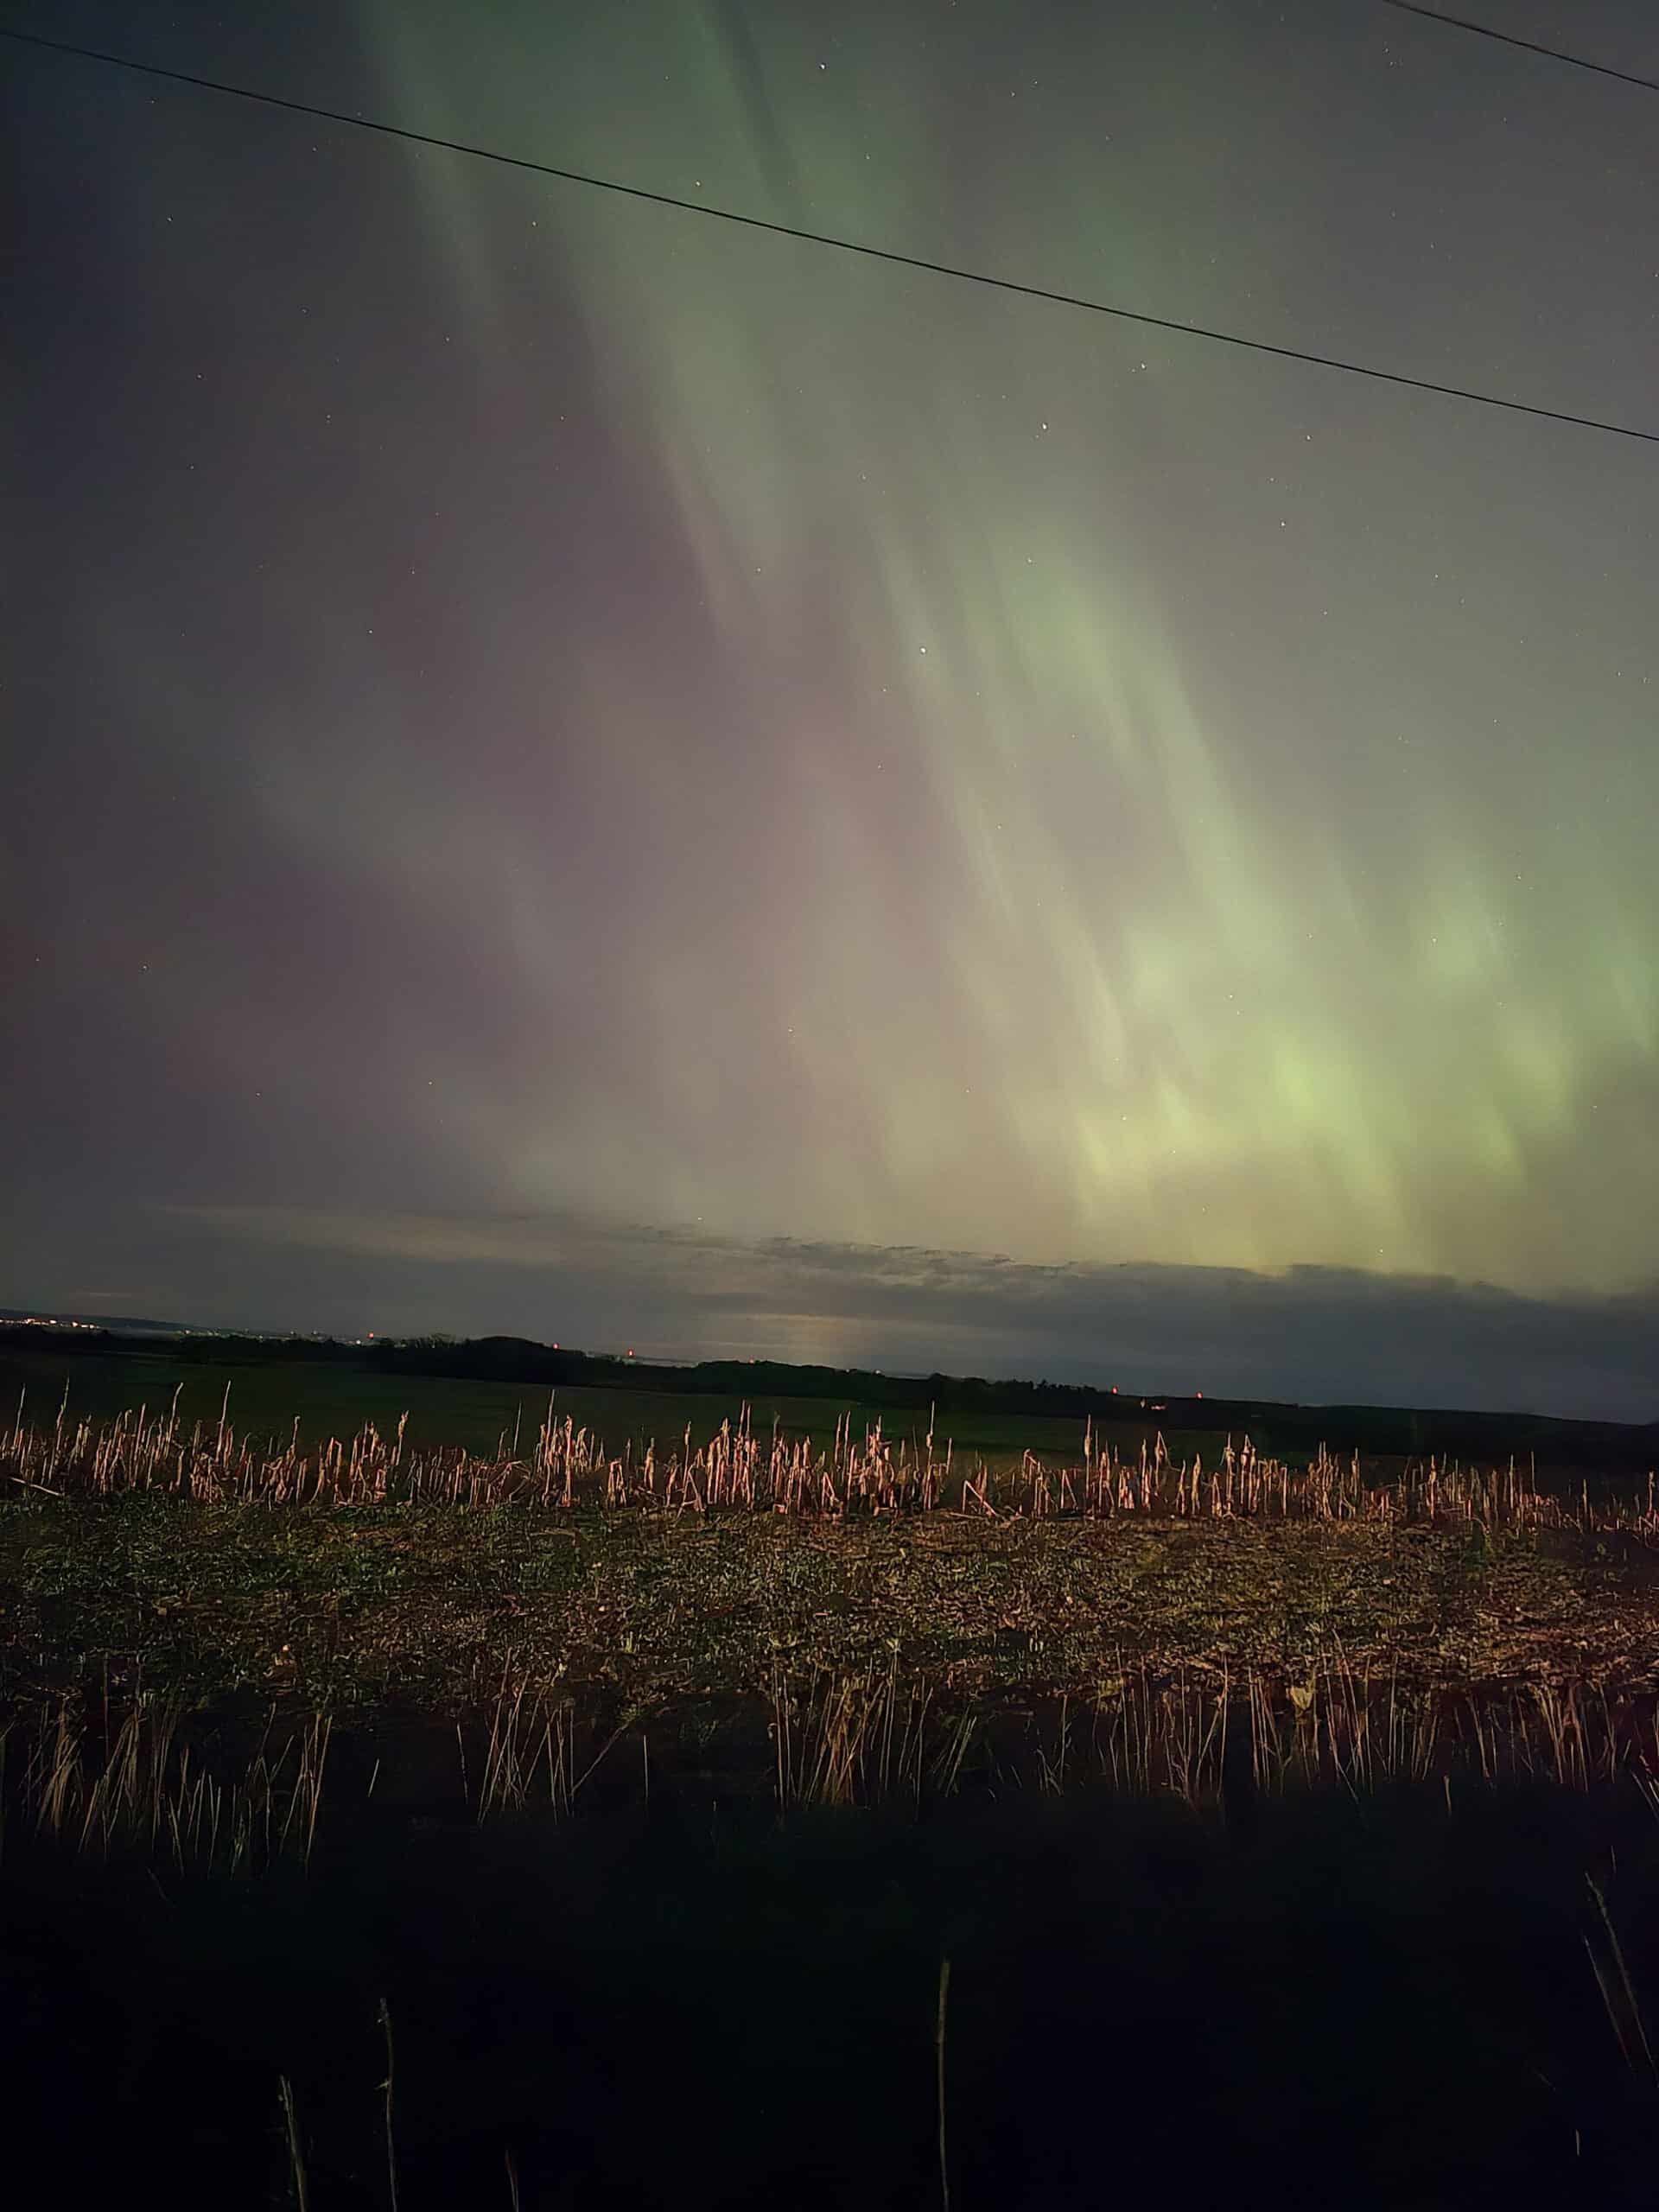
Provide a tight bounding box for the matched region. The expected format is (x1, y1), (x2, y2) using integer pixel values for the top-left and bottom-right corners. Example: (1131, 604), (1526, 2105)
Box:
(5, 1394), (1655, 1539)
(12, 1662), (1655, 1872)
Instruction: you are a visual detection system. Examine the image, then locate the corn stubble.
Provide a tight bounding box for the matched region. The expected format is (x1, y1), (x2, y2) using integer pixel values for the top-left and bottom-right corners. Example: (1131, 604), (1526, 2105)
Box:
(7, 1657), (1656, 1871)
(5, 1391), (1654, 1538)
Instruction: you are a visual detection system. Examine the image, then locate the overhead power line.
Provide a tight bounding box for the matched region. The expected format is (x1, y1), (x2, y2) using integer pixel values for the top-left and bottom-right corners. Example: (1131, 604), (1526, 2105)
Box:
(1376, 2), (1659, 97)
(5, 22), (1657, 448)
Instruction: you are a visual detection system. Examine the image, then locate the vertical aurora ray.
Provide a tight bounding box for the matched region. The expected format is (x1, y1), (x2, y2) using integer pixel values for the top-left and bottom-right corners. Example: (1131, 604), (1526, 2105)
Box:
(339, 0), (1657, 1294)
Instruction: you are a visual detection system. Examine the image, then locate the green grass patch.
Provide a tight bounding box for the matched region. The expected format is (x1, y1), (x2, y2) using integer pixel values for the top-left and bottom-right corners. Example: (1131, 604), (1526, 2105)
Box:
(0, 1346), (1224, 1469)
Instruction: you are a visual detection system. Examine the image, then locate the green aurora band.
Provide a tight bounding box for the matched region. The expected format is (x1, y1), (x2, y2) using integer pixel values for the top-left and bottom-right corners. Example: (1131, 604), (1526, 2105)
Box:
(347, 0), (1656, 1300)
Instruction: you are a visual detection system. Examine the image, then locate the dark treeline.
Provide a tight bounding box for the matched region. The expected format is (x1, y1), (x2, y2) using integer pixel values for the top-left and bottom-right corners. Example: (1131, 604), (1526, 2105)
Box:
(4, 1323), (1656, 1472)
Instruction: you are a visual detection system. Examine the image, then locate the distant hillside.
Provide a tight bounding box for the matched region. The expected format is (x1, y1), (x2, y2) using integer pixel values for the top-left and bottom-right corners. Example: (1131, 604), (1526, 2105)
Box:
(2, 1320), (1654, 1472)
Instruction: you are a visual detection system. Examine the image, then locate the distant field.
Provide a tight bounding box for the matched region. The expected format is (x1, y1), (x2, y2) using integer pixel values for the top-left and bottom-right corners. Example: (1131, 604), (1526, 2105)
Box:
(0, 1344), (1229, 1471)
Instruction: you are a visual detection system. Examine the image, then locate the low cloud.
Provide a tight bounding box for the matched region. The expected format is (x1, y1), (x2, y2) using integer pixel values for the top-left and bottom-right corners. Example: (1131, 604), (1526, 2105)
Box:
(130, 1204), (1659, 1424)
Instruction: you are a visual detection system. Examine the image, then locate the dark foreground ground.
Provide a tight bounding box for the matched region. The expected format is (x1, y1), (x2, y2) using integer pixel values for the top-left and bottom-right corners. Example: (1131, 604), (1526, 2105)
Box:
(6, 1765), (1659, 2209)
(6, 1371), (1659, 2208)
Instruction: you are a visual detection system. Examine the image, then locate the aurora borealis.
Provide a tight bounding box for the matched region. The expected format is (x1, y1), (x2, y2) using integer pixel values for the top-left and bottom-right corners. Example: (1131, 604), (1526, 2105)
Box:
(4, 0), (1657, 1414)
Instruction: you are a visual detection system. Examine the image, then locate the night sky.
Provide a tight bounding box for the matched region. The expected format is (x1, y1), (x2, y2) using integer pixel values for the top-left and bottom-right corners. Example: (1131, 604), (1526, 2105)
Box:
(4, 0), (1657, 1417)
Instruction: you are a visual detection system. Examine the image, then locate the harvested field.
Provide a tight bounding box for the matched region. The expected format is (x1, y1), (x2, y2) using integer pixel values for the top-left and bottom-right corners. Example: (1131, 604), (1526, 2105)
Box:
(3, 1403), (1657, 1714)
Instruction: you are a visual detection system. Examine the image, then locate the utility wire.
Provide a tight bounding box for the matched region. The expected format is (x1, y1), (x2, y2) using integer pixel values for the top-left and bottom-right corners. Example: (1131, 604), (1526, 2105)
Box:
(1376, 2), (1659, 97)
(5, 22), (1657, 448)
